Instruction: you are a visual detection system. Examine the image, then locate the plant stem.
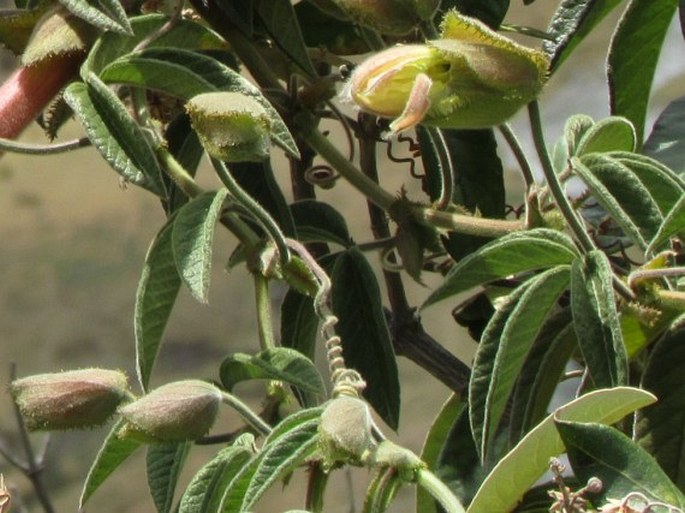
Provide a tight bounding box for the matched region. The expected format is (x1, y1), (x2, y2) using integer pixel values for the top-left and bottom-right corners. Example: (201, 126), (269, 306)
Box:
(498, 123), (535, 191)
(414, 207), (523, 236)
(220, 391), (272, 436)
(0, 137), (91, 155)
(528, 101), (594, 253)
(304, 126), (397, 210)
(156, 146), (204, 198)
(416, 468), (466, 513)
(528, 101), (636, 301)
(428, 127), (456, 211)
(253, 273), (276, 351)
(212, 158), (291, 264)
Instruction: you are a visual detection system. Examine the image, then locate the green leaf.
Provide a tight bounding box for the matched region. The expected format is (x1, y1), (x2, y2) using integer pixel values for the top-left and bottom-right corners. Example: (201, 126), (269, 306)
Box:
(574, 116), (636, 155)
(635, 328), (685, 488)
(611, 152), (685, 216)
(332, 248), (400, 429)
(83, 14), (226, 75)
(64, 76), (166, 196)
(644, 95), (685, 174)
(135, 220), (182, 391)
(508, 309), (577, 446)
(576, 154), (663, 248)
(0, 6), (45, 54)
(466, 387), (656, 513)
(608, 0), (679, 143)
(147, 442), (191, 513)
(99, 48), (300, 159)
(422, 229), (578, 308)
(281, 290), (318, 360)
(80, 419), (142, 507)
(571, 154), (662, 249)
(220, 408), (323, 513)
(254, 0), (316, 76)
(543, 0), (624, 71)
(570, 250), (628, 388)
(560, 114), (596, 160)
(295, 1), (369, 55)
(417, 394), (466, 513)
(219, 347), (325, 395)
(59, 0), (132, 34)
(648, 193), (685, 251)
(290, 200), (352, 247)
(179, 443), (253, 513)
(479, 266), (571, 460)
(171, 189), (229, 303)
(164, 115), (204, 213)
(558, 421), (685, 509)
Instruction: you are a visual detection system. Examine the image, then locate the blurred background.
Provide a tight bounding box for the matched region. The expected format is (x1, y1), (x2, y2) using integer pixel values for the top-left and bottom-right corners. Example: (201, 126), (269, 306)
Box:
(0, 2), (682, 512)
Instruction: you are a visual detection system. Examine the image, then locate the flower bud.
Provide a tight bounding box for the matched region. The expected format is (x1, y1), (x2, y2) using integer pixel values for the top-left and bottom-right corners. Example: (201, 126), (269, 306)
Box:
(186, 92), (272, 162)
(331, 0), (439, 35)
(118, 380), (221, 442)
(10, 368), (129, 430)
(343, 10), (549, 135)
(318, 396), (376, 467)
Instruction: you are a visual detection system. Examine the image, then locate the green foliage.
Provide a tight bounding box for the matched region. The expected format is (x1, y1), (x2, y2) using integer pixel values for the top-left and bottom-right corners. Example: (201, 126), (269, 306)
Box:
(3, 1), (685, 512)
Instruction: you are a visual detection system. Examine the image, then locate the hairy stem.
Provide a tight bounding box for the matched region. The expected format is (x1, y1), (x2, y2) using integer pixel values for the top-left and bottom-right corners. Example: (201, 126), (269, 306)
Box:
(254, 273), (276, 351)
(0, 137), (90, 155)
(220, 391), (272, 436)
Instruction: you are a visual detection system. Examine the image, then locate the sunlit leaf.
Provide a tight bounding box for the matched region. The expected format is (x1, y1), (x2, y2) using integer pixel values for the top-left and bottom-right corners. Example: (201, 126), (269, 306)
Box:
(147, 442), (191, 513)
(574, 116), (636, 155)
(171, 190), (229, 303)
(59, 0), (132, 34)
(467, 388), (656, 513)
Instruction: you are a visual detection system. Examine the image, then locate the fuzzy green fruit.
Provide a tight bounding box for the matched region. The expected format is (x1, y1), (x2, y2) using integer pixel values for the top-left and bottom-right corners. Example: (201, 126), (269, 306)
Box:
(186, 92), (272, 162)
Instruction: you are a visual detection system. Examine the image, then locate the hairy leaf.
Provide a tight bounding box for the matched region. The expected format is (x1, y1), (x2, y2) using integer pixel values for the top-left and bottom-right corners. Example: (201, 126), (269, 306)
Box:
(479, 266), (571, 460)
(179, 443), (253, 513)
(64, 76), (166, 196)
(84, 14), (226, 75)
(220, 409), (322, 512)
(577, 153), (663, 247)
(558, 421), (685, 509)
(608, 0), (679, 143)
(332, 248), (400, 429)
(100, 48), (300, 158)
(574, 116), (636, 155)
(147, 442), (191, 513)
(570, 251), (628, 388)
(171, 190), (228, 303)
(59, 0), (132, 34)
(80, 420), (142, 507)
(643, 95), (685, 175)
(467, 388), (656, 513)
(423, 229), (578, 308)
(635, 328), (685, 488)
(648, 193), (685, 251)
(219, 347), (325, 395)
(438, 0), (510, 28)
(543, 0), (624, 71)
(135, 221), (182, 391)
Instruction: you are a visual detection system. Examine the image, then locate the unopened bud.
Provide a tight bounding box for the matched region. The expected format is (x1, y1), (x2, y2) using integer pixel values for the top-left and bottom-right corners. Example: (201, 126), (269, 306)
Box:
(318, 396), (376, 467)
(119, 380), (221, 442)
(10, 368), (129, 430)
(186, 92), (272, 162)
(343, 10), (549, 135)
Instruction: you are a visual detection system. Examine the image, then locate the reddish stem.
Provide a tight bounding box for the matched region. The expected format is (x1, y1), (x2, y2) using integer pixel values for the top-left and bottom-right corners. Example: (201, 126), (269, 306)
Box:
(0, 52), (83, 139)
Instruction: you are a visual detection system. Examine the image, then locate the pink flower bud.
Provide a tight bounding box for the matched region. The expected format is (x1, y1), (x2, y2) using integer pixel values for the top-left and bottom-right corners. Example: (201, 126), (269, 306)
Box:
(10, 369), (129, 430)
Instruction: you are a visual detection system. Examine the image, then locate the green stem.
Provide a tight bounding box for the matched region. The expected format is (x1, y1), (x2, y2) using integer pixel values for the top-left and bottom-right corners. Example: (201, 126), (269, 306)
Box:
(414, 207), (523, 236)
(211, 158), (291, 264)
(220, 391), (272, 436)
(498, 123), (535, 191)
(528, 101), (636, 301)
(156, 146), (204, 198)
(416, 468), (466, 513)
(528, 101), (595, 253)
(429, 127), (456, 211)
(303, 126), (397, 210)
(0, 136), (90, 155)
(253, 273), (276, 351)
(419, 19), (439, 39)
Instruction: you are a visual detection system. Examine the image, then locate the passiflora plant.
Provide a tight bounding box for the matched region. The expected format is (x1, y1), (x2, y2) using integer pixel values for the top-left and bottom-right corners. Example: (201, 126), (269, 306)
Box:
(2, 0), (685, 512)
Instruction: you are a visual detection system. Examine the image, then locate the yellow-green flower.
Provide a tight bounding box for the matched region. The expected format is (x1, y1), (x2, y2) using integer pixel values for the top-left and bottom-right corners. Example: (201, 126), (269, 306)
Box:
(344, 10), (549, 135)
